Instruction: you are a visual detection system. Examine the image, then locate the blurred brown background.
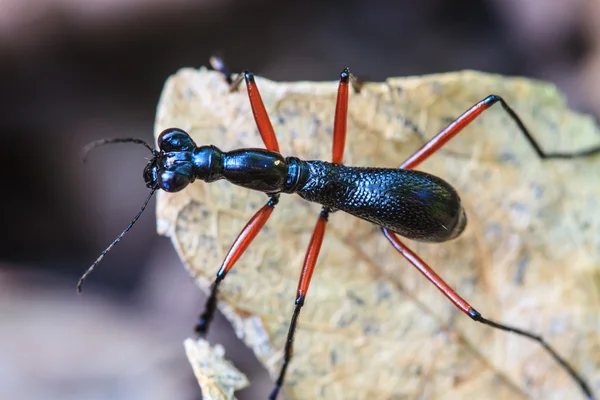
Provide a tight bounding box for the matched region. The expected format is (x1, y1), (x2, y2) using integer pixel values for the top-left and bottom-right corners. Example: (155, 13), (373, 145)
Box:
(2, 0), (599, 399)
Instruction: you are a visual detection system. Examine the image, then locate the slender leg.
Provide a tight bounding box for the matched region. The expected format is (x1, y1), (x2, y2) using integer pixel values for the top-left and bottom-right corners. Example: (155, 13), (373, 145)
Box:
(270, 208), (329, 400)
(210, 56), (280, 152)
(382, 228), (472, 314)
(401, 94), (600, 170)
(381, 96), (596, 399)
(332, 68), (351, 164)
(230, 71), (280, 152)
(382, 228), (594, 399)
(270, 68), (353, 398)
(196, 61), (284, 334)
(195, 195), (279, 334)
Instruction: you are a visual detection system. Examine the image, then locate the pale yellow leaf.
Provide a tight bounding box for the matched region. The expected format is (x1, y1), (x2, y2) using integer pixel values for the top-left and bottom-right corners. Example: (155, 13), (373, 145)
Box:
(157, 68), (600, 400)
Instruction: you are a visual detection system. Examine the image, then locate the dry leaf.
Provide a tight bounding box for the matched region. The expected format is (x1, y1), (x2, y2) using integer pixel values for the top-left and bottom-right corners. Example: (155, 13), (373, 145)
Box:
(184, 338), (249, 399)
(155, 68), (600, 400)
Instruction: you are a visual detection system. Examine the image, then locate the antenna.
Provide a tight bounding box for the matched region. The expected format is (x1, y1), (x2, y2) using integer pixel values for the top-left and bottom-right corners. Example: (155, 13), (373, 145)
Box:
(77, 185), (157, 292)
(82, 138), (156, 162)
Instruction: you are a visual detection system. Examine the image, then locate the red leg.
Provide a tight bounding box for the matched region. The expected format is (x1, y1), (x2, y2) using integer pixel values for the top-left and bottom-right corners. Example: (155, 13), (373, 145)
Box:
(195, 195), (279, 334)
(401, 95), (600, 170)
(382, 227), (594, 399)
(269, 209), (329, 400)
(196, 69), (283, 334)
(382, 228), (473, 315)
(231, 72), (280, 152)
(332, 68), (350, 164)
(296, 211), (328, 298)
(330, 67), (363, 164)
(270, 67), (358, 398)
(382, 95), (595, 399)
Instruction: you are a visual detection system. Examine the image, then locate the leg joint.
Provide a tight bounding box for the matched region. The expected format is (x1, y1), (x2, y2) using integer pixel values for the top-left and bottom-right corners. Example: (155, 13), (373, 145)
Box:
(243, 71), (254, 82)
(340, 68), (350, 83)
(469, 308), (481, 321)
(267, 194), (280, 207)
(484, 94), (501, 105)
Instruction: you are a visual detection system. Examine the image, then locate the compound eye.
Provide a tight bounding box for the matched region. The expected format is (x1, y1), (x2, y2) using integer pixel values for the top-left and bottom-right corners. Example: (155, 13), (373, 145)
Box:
(157, 128), (196, 152)
(159, 170), (191, 192)
(143, 163), (158, 189)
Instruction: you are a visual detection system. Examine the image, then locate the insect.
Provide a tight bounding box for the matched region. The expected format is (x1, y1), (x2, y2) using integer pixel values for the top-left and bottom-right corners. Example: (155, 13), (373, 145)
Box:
(79, 62), (599, 399)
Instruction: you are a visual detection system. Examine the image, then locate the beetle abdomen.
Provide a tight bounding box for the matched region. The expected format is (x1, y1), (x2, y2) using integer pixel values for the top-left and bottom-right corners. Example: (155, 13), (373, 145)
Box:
(295, 160), (466, 242)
